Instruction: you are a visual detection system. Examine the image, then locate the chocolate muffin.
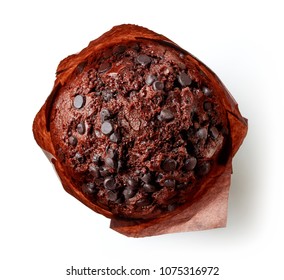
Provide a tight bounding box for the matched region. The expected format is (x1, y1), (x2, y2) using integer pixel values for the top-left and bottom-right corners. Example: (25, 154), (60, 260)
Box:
(33, 24), (247, 225)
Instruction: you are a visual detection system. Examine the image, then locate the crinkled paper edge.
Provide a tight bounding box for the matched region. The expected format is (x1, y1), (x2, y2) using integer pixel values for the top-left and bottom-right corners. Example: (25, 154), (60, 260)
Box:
(33, 24), (248, 237)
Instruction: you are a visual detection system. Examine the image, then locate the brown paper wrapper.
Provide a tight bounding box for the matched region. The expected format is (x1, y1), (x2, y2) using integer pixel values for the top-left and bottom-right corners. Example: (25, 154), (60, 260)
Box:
(33, 24), (248, 237)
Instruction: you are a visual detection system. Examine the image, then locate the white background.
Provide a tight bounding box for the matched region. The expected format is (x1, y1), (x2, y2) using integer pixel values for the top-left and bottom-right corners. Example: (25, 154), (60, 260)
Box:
(1, 0), (283, 279)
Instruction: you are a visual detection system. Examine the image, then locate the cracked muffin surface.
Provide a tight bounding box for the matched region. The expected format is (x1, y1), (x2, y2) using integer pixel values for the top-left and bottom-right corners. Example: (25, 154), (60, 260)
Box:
(49, 38), (229, 219)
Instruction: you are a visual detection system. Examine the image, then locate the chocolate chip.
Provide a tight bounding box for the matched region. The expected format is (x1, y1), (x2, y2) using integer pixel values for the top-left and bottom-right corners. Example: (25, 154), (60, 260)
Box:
(75, 152), (85, 163)
(159, 109), (174, 121)
(98, 61), (111, 73)
(92, 154), (101, 164)
(164, 179), (176, 188)
(73, 95), (85, 109)
(202, 86), (212, 96)
(101, 121), (113, 135)
(198, 162), (211, 176)
(161, 159), (177, 172)
(141, 173), (152, 184)
(107, 190), (118, 201)
(99, 166), (110, 177)
(184, 157), (197, 171)
(89, 164), (100, 178)
(210, 127), (219, 139)
(126, 178), (138, 188)
(156, 173), (164, 183)
(123, 188), (136, 199)
(68, 136), (77, 146)
(82, 182), (96, 195)
(105, 157), (117, 169)
(113, 45), (126, 55)
(145, 74), (157, 85)
(196, 127), (208, 139)
(104, 177), (116, 190)
(152, 81), (164, 91)
(204, 101), (213, 111)
(100, 108), (111, 123)
(178, 72), (192, 87)
(143, 184), (156, 193)
(76, 122), (85, 135)
(137, 54), (151, 66)
(109, 132), (120, 143)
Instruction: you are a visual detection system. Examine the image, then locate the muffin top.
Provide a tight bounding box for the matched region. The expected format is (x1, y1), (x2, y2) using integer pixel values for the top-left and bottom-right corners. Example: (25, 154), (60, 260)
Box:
(48, 38), (229, 220)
